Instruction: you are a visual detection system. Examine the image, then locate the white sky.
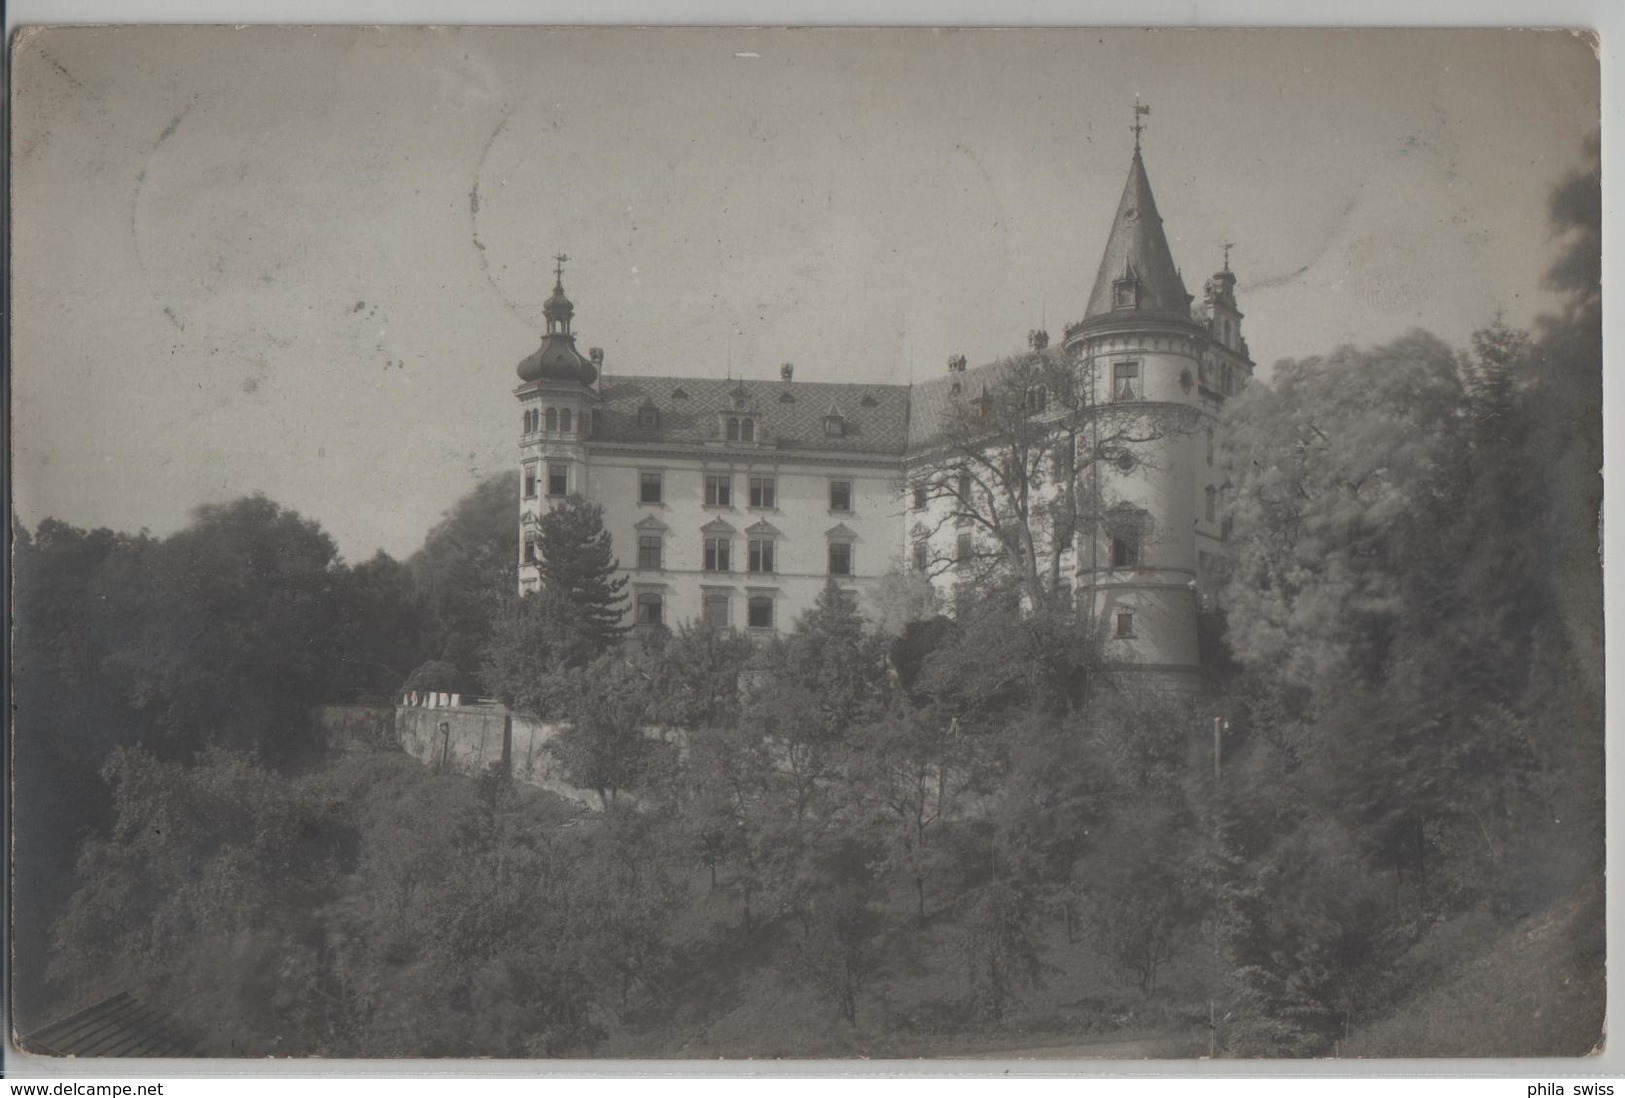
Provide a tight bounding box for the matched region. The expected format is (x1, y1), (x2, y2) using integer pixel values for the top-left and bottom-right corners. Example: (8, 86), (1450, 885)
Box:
(10, 26), (1600, 560)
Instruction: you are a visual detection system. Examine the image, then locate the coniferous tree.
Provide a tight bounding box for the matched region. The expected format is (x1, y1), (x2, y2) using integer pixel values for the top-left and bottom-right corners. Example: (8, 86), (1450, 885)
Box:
(535, 496), (629, 667)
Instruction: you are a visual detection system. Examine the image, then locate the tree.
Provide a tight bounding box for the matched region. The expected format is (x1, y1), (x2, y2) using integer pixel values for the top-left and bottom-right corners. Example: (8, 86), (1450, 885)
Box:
(534, 496), (629, 668)
(911, 339), (1192, 616)
(546, 653), (656, 808)
(334, 550), (429, 701)
(408, 471), (520, 689)
(103, 494), (347, 761)
(779, 578), (892, 741)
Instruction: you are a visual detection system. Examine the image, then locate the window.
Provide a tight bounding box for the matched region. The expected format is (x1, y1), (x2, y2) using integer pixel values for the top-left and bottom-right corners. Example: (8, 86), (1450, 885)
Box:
(1222, 364), (1234, 395)
(638, 535), (663, 571)
(636, 592), (664, 626)
(1057, 582), (1073, 611)
(705, 474), (732, 508)
(1222, 515), (1235, 542)
(640, 471), (663, 504)
(1113, 278), (1138, 310)
(704, 537), (732, 573)
(545, 407), (558, 432)
(702, 592), (730, 629)
(829, 480), (852, 512)
(523, 534), (538, 564)
(523, 467), (537, 499)
(1115, 608), (1135, 638)
(1205, 486), (1217, 524)
(912, 483), (928, 511)
(560, 408), (573, 434)
(955, 473), (973, 526)
(956, 532), (973, 564)
(1206, 427), (1215, 466)
(1025, 387), (1047, 414)
(1111, 526), (1142, 568)
(547, 463), (568, 498)
(749, 476), (776, 509)
(824, 414), (845, 437)
(1113, 361), (1141, 401)
(748, 595), (775, 630)
(1057, 525), (1074, 552)
(638, 405), (659, 430)
(727, 416), (756, 443)
(523, 409), (533, 434)
(828, 542), (853, 576)
(913, 540), (930, 572)
(748, 539), (775, 574)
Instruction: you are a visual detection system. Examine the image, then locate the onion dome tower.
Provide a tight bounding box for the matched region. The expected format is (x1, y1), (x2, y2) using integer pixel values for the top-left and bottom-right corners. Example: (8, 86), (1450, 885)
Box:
(516, 255), (602, 591)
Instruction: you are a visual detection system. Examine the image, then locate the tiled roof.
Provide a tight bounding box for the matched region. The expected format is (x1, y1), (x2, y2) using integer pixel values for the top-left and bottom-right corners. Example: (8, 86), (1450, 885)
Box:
(20, 992), (197, 1058)
(905, 358), (1022, 451)
(593, 375), (911, 457)
(1081, 150), (1193, 325)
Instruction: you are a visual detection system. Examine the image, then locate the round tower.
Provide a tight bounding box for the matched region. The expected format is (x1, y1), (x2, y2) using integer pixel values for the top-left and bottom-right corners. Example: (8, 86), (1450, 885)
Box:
(1062, 135), (1249, 694)
(515, 256), (601, 591)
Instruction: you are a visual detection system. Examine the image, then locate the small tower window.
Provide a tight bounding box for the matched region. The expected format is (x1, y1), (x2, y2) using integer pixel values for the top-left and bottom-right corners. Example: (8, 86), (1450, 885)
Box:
(913, 540), (930, 571)
(1206, 427), (1215, 466)
(956, 532), (974, 564)
(523, 534), (538, 564)
(1112, 528), (1142, 569)
(545, 407), (558, 432)
(1113, 361), (1141, 401)
(523, 467), (537, 499)
(1205, 485), (1217, 524)
(1115, 608), (1136, 638)
(1113, 278), (1139, 310)
(560, 408), (573, 434)
(548, 463), (569, 498)
(912, 483), (928, 511)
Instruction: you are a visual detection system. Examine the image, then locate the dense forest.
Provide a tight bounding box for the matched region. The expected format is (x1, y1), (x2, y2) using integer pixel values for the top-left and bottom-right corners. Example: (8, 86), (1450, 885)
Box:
(12, 137), (1601, 1058)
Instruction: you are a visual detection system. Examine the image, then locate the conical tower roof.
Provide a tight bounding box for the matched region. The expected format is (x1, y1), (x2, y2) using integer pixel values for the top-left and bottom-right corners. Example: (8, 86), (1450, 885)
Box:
(1082, 149), (1192, 324)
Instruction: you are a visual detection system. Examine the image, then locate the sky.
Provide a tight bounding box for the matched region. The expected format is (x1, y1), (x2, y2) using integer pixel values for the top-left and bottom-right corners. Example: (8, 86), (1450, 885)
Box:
(10, 26), (1601, 561)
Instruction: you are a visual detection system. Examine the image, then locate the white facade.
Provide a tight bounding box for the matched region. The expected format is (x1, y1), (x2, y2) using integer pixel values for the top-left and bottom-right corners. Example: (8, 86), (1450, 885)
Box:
(514, 146), (1253, 686)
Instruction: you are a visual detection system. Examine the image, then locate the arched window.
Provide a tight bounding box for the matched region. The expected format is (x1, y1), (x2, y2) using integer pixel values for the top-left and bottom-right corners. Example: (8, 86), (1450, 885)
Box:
(1205, 485), (1217, 524)
(545, 407), (558, 432)
(741, 417), (755, 442)
(726, 416), (739, 441)
(560, 408), (573, 434)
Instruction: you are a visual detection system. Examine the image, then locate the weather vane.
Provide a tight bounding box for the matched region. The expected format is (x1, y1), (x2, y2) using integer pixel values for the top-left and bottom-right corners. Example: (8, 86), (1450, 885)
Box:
(553, 253), (570, 285)
(1221, 240), (1234, 271)
(1132, 97), (1151, 151)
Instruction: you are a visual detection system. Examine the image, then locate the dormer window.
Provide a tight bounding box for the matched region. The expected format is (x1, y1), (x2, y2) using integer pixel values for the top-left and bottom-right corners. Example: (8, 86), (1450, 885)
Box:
(1113, 277), (1139, 310)
(824, 413), (845, 438)
(726, 416), (756, 443)
(638, 404), (659, 431)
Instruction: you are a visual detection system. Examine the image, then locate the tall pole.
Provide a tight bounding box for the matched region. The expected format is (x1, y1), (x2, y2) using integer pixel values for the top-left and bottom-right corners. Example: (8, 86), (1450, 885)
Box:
(1213, 716), (1223, 781)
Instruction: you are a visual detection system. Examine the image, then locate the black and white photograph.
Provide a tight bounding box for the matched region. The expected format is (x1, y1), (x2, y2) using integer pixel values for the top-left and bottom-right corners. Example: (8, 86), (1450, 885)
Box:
(7, 24), (1605, 1067)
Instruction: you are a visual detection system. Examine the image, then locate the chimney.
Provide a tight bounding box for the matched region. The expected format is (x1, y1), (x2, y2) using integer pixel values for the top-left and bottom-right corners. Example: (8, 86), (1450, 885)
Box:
(948, 354), (967, 374)
(781, 362), (794, 382)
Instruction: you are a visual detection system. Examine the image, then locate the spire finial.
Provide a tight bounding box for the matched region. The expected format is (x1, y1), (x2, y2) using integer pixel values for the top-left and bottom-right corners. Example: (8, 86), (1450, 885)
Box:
(552, 252), (570, 287)
(1132, 96), (1151, 152)
(1221, 240), (1234, 272)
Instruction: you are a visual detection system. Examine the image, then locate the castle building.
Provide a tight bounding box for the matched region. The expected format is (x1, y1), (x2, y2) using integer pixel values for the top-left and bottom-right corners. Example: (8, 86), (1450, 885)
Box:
(515, 137), (1253, 691)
